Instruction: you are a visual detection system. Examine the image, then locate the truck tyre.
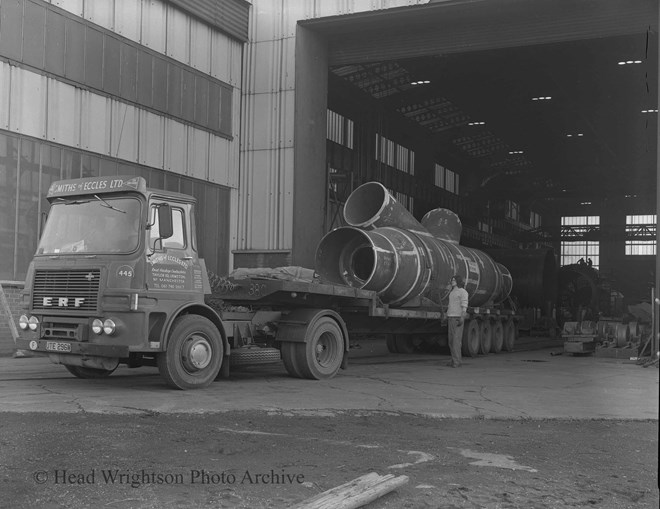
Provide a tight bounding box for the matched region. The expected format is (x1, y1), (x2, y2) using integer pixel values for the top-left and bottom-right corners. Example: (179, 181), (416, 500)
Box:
(479, 320), (492, 355)
(157, 315), (223, 389)
(503, 318), (517, 352)
(281, 341), (304, 378)
(394, 334), (416, 354)
(491, 321), (504, 353)
(386, 335), (399, 353)
(294, 316), (345, 380)
(65, 365), (116, 379)
(461, 319), (480, 358)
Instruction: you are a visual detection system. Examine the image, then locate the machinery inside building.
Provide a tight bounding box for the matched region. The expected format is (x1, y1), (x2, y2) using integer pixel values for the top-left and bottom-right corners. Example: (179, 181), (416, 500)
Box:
(309, 0), (658, 338)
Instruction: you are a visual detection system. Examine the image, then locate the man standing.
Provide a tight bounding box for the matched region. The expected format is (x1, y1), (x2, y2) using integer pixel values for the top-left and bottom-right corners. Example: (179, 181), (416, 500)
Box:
(447, 275), (469, 367)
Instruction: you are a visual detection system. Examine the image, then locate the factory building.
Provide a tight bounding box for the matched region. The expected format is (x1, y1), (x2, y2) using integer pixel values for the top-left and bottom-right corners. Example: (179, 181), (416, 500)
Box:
(0, 0), (657, 353)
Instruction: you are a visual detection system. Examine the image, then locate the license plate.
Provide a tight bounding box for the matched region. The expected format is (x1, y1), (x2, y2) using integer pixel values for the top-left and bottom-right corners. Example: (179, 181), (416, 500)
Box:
(46, 341), (72, 353)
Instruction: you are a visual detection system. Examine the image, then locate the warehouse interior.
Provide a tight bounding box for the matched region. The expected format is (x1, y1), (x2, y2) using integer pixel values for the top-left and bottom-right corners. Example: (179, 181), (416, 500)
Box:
(295, 0), (658, 334)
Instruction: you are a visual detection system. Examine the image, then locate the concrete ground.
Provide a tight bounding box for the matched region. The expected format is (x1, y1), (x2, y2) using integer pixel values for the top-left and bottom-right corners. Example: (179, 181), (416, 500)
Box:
(0, 338), (657, 420)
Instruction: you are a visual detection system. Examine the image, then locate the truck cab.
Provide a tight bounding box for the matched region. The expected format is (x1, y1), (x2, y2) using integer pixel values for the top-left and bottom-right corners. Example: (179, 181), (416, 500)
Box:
(16, 175), (228, 389)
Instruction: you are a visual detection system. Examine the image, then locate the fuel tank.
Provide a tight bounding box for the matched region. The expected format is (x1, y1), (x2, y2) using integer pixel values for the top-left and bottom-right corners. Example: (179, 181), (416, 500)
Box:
(315, 182), (512, 307)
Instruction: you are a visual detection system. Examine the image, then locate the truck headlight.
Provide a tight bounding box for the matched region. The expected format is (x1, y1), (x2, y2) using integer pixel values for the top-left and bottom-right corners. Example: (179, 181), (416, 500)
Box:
(19, 315), (29, 330)
(28, 316), (39, 331)
(92, 319), (104, 335)
(103, 319), (116, 336)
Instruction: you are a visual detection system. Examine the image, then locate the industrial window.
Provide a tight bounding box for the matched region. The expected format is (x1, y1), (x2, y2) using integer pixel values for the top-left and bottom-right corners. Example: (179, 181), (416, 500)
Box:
(560, 216), (600, 268)
(434, 163), (459, 194)
(625, 214), (657, 255)
(327, 110), (354, 149)
(505, 200), (519, 221)
(478, 221), (492, 234)
(376, 134), (414, 175)
(530, 211), (542, 228)
(392, 190), (414, 213)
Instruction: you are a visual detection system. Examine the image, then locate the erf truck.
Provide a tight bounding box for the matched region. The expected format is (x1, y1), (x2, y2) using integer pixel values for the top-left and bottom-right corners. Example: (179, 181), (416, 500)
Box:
(16, 176), (519, 390)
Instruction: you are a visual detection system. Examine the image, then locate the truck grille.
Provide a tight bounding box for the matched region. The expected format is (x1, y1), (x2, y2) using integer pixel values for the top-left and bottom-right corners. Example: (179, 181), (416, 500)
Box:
(32, 269), (101, 312)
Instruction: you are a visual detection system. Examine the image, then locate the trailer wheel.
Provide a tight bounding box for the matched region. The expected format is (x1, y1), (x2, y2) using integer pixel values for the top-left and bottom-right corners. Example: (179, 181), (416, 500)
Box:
(394, 335), (417, 354)
(491, 321), (504, 353)
(281, 341), (303, 378)
(157, 315), (223, 389)
(479, 320), (492, 355)
(461, 319), (480, 358)
(65, 365), (116, 379)
(294, 316), (345, 380)
(386, 335), (399, 353)
(503, 319), (517, 352)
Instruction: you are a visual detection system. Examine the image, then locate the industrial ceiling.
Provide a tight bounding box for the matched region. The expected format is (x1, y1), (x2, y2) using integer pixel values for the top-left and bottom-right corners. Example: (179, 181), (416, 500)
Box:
(303, 0), (659, 215)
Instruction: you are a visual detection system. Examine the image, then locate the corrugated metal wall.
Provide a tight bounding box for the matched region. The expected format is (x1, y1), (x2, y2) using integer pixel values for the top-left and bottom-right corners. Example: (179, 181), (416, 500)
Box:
(0, 62), (238, 187)
(45, 0), (243, 86)
(238, 0), (428, 256)
(0, 0), (246, 272)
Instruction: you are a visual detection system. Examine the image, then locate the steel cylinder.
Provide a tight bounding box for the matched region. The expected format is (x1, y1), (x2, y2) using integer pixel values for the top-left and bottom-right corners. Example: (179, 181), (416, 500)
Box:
(315, 182), (513, 307)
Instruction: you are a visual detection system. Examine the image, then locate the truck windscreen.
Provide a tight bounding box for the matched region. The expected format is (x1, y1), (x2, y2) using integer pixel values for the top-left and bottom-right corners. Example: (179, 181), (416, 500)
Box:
(37, 197), (142, 254)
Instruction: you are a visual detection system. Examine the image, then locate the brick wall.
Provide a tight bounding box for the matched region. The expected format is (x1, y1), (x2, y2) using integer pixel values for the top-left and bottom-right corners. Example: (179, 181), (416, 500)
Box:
(0, 283), (24, 356)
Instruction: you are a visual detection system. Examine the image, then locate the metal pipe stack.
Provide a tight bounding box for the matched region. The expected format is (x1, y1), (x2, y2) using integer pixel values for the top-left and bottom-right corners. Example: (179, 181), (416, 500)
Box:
(315, 182), (513, 307)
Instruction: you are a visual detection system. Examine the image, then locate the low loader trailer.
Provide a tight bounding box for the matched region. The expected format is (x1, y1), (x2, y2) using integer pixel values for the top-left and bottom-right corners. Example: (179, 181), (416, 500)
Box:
(16, 176), (518, 390)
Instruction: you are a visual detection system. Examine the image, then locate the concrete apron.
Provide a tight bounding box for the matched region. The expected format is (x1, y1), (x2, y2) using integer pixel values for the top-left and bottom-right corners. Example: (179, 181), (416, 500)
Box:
(0, 342), (657, 420)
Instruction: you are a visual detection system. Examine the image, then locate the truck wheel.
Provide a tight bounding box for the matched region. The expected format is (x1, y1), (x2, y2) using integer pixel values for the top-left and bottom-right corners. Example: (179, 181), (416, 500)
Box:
(394, 335), (416, 354)
(295, 316), (345, 380)
(157, 315), (223, 389)
(461, 319), (480, 358)
(281, 342), (303, 378)
(65, 365), (116, 379)
(503, 319), (517, 352)
(386, 335), (399, 353)
(491, 321), (504, 353)
(479, 320), (492, 355)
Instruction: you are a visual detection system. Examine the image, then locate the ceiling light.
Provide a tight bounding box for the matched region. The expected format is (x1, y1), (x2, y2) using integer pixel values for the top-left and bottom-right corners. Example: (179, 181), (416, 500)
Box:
(581, 201), (592, 205)
(467, 121), (485, 126)
(641, 109), (658, 113)
(532, 96), (552, 101)
(508, 150), (523, 155)
(566, 133), (584, 137)
(410, 80), (430, 85)
(618, 60), (642, 65)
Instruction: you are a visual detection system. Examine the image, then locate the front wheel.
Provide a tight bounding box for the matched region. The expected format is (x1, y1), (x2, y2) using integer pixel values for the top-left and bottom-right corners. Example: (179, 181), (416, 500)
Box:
(65, 365), (117, 379)
(157, 315), (223, 390)
(294, 316), (345, 380)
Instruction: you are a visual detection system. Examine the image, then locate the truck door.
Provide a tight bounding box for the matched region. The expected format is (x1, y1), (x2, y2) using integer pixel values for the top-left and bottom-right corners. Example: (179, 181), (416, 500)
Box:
(146, 202), (202, 294)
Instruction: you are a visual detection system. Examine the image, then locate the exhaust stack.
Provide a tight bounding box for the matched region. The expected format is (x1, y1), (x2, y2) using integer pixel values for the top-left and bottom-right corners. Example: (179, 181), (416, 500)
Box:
(315, 182), (512, 307)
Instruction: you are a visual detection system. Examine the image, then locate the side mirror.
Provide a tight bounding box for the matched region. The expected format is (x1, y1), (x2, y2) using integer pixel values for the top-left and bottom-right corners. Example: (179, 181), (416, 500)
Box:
(157, 203), (174, 239)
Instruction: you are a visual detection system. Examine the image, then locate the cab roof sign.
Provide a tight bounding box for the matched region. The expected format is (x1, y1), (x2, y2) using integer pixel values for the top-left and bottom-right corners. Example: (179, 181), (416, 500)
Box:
(48, 176), (147, 198)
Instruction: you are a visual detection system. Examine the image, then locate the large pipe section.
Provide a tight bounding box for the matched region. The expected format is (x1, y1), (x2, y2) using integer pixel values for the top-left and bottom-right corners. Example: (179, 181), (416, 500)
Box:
(315, 182), (512, 307)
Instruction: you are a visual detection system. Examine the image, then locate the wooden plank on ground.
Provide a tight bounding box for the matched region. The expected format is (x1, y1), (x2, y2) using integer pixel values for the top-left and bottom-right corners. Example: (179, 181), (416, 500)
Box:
(290, 472), (409, 509)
